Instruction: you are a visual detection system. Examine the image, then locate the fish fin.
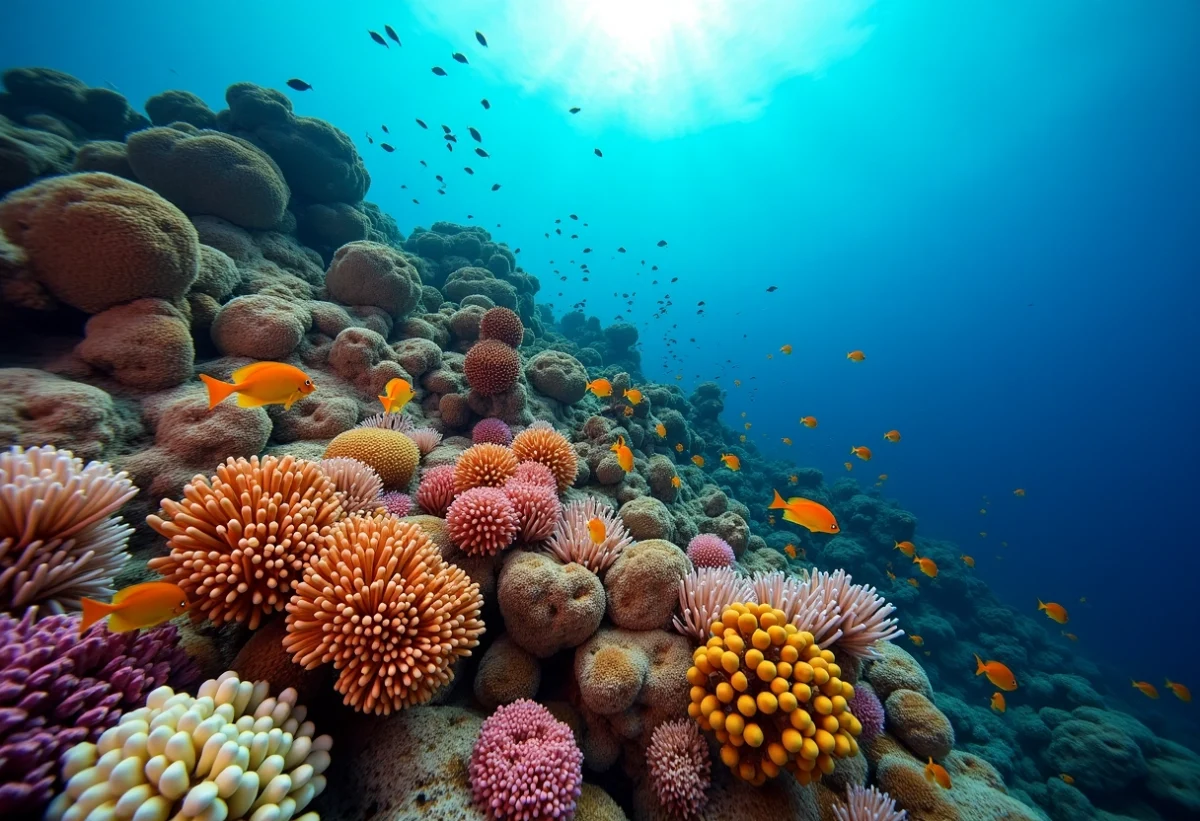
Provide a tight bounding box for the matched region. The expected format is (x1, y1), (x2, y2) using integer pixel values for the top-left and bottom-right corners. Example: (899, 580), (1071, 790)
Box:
(105, 610), (141, 633)
(975, 655), (986, 675)
(781, 510), (805, 527)
(1037, 599), (1045, 610)
(769, 489), (786, 510)
(198, 374), (237, 409)
(230, 361), (278, 382)
(79, 597), (114, 634)
(283, 391), (302, 411)
(235, 393), (273, 408)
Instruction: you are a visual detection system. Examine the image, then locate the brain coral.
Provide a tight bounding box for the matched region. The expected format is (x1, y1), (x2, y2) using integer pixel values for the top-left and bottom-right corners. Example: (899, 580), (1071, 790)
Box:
(498, 550), (606, 658)
(416, 464), (458, 517)
(473, 634), (542, 711)
(524, 350), (589, 404)
(687, 534), (736, 568)
(325, 240), (423, 319)
(126, 126), (290, 229)
(473, 417), (514, 446)
(469, 699), (583, 821)
(464, 339), (522, 397)
(0, 172), (199, 313)
(0, 369), (132, 461)
(512, 423), (579, 492)
(318, 456), (384, 514)
(45, 671), (332, 821)
(210, 293), (311, 359)
(865, 642), (933, 700)
(144, 89), (217, 128)
(647, 719), (712, 821)
(478, 306), (525, 347)
(502, 479), (562, 543)
(446, 486), (521, 556)
(444, 266), (518, 308)
(1, 444), (136, 614)
(604, 539), (691, 631)
(454, 442), (520, 493)
(147, 454), (342, 629)
(323, 427), (420, 489)
(285, 514), (484, 713)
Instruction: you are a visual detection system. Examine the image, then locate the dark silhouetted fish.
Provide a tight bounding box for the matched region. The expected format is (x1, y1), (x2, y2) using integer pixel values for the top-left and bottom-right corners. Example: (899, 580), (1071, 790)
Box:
(469, 127), (482, 142)
(617, 247), (626, 253)
(416, 118), (428, 129)
(569, 107), (581, 114)
(446, 143), (453, 152)
(569, 214), (578, 220)
(381, 143), (395, 152)
(437, 189), (446, 195)
(476, 31), (488, 47)
(369, 31), (388, 47)
(653, 265), (659, 270)
(420, 160), (427, 167)
(514, 248), (520, 254)
(556, 229), (561, 235)
(366, 133), (374, 144)
(382, 124), (389, 133)
(657, 240), (668, 247)
(583, 248), (592, 253)
(385, 25), (401, 45)
(570, 234), (578, 239)
(594, 148), (603, 157)
(445, 134), (457, 142)
(464, 167), (474, 174)
(441, 125), (452, 133)
(481, 99), (490, 109)
(671, 277), (678, 282)
(286, 79), (312, 91)
(766, 285), (778, 292)
(452, 52), (468, 64)
(412, 198), (419, 204)
(491, 183), (501, 191)
(555, 219), (561, 223)
(432, 67), (447, 76)
(436, 175), (444, 182)
(401, 184), (406, 189)
(475, 147), (489, 157)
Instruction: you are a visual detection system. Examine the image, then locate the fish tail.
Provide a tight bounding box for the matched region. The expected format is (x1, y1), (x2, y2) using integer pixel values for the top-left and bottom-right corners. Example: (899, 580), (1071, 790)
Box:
(769, 489), (787, 510)
(199, 373), (237, 409)
(1037, 599), (1045, 610)
(79, 597), (114, 635)
(975, 655), (986, 676)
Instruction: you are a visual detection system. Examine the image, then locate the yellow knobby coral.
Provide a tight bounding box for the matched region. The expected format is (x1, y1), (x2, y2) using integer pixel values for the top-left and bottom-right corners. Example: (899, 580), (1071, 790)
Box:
(323, 427), (419, 489)
(687, 602), (863, 786)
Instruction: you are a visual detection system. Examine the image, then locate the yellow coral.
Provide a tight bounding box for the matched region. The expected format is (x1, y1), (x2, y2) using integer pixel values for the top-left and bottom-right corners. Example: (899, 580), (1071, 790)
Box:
(323, 427), (419, 489)
(687, 602), (862, 786)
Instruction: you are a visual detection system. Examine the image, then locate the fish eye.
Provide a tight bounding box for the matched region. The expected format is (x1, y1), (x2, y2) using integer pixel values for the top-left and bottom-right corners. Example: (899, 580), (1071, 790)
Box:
(304, 380), (312, 386)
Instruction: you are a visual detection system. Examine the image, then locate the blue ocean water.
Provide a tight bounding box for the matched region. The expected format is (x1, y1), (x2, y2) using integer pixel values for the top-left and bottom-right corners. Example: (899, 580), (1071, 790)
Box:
(5, 0), (1198, 771)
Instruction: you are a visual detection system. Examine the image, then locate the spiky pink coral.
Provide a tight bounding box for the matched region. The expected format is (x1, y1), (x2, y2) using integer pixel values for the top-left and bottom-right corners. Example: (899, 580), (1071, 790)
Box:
(410, 427), (444, 455)
(511, 460), (557, 490)
(751, 570), (842, 645)
(848, 684), (886, 743)
(686, 534), (735, 569)
(447, 487), (520, 556)
(833, 785), (907, 821)
(469, 699), (582, 821)
(647, 719), (711, 820)
(674, 567), (754, 641)
(502, 481), (562, 543)
(416, 464), (457, 517)
(473, 417), (513, 446)
(546, 496), (632, 574)
(380, 491), (412, 517)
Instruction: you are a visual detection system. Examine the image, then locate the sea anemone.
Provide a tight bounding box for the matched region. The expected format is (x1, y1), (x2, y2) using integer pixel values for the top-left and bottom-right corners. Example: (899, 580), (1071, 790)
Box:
(674, 566), (754, 642)
(511, 424), (578, 492)
(416, 464), (458, 517)
(454, 442), (520, 493)
(827, 569), (904, 659)
(833, 785), (907, 821)
(284, 514), (484, 713)
(464, 339), (521, 396)
(379, 490), (413, 517)
(147, 454), (342, 629)
(546, 496), (632, 574)
(752, 570), (842, 646)
(502, 480), (562, 543)
(409, 426), (444, 456)
(356, 411), (414, 432)
(447, 487), (521, 556)
(318, 456), (384, 514)
(0, 444), (137, 614)
(478, 306), (525, 347)
(469, 699), (583, 821)
(647, 719), (711, 820)
(686, 534), (735, 569)
(472, 417), (514, 446)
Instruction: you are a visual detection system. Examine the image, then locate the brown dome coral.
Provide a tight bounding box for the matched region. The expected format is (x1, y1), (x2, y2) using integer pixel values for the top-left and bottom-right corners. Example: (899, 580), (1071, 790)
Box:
(464, 339), (521, 397)
(512, 423), (579, 492)
(284, 514), (484, 713)
(147, 454), (342, 629)
(323, 427), (420, 489)
(479, 306), (525, 347)
(325, 240), (423, 319)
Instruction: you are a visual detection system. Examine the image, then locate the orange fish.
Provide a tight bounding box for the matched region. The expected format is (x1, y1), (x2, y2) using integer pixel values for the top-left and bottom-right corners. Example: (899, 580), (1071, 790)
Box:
(1059, 774), (1074, 785)
(924, 758), (951, 789)
(377, 377), (415, 414)
(975, 655), (1018, 691)
(1013, 488), (1026, 497)
(780, 344), (793, 355)
(655, 422), (667, 438)
(878, 474), (888, 481)
(586, 378), (612, 398)
(587, 517), (606, 544)
(894, 540), (916, 557)
(907, 578), (920, 588)
(200, 362), (315, 411)
(624, 388), (643, 405)
(744, 422), (752, 430)
(1165, 679), (1191, 702)
(844, 462), (853, 471)
(784, 544), (797, 559)
(800, 416), (818, 428)
(611, 436), (634, 472)
(734, 379), (741, 387)
(781, 437), (792, 446)
(909, 635), (924, 647)
(720, 453), (741, 471)
(990, 692), (1006, 713)
(886, 570), (897, 581)
(692, 455), (705, 467)
(675, 443), (685, 452)
(671, 476), (682, 489)
(850, 446), (872, 461)
(961, 555), (975, 568)
(847, 350), (866, 362)
(883, 430), (901, 442)
(768, 490), (839, 534)
(623, 406), (634, 417)
(788, 474), (799, 484)
(1132, 680), (1159, 699)
(80, 582), (190, 635)
(1037, 600), (1069, 624)
(913, 556), (938, 578)
(1061, 631), (1078, 642)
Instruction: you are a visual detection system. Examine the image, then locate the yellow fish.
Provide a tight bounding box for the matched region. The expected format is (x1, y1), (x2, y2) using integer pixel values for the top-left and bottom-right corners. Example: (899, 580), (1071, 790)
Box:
(780, 344), (793, 355)
(739, 434), (747, 443)
(979, 508), (987, 515)
(1013, 488), (1026, 497)
(692, 455), (705, 467)
(924, 759), (951, 789)
(611, 436), (634, 472)
(800, 416), (818, 428)
(1038, 600), (1069, 624)
(734, 379), (741, 387)
(624, 388), (643, 405)
(894, 540), (916, 557)
(741, 412), (747, 418)
(979, 531), (988, 538)
(878, 474), (888, 481)
(671, 476), (682, 489)
(907, 578), (920, 588)
(886, 570), (897, 581)
(378, 377), (415, 414)
(782, 437), (793, 446)
(1132, 680), (1159, 699)
(675, 374), (682, 380)
(200, 362), (315, 410)
(847, 350), (865, 362)
(655, 422), (667, 438)
(1061, 631), (1078, 642)
(587, 517), (606, 544)
(80, 582), (189, 635)
(914, 556), (939, 578)
(1059, 774), (1074, 785)
(1165, 679), (1191, 702)
(768, 490), (839, 533)
(586, 378), (613, 398)
(844, 462), (853, 471)
(720, 453), (741, 471)
(744, 422), (752, 430)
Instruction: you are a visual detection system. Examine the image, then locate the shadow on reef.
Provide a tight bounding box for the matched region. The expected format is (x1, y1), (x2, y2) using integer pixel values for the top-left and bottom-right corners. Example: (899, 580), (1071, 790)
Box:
(1, 67), (1198, 821)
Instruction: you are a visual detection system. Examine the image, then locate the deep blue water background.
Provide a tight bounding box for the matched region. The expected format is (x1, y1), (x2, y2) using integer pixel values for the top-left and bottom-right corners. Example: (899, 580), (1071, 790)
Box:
(4, 0), (1198, 728)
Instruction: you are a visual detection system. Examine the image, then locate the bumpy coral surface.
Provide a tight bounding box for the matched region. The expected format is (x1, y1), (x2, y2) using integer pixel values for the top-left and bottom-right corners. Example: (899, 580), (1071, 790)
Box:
(284, 514), (484, 713)
(510, 459), (556, 489)
(454, 442), (520, 493)
(318, 456), (384, 514)
(147, 454), (342, 629)
(646, 719), (711, 821)
(547, 497), (633, 574)
(847, 683), (886, 744)
(323, 427), (420, 489)
(498, 551), (606, 658)
(511, 423), (578, 492)
(469, 699), (583, 821)
(686, 534), (736, 569)
(473, 417), (514, 446)
(465, 339), (522, 396)
(416, 463), (458, 516)
(1, 444), (136, 614)
(478, 306), (525, 347)
(447, 486), (521, 556)
(604, 539), (691, 630)
(379, 490), (412, 517)
(325, 240), (423, 319)
(45, 671), (332, 821)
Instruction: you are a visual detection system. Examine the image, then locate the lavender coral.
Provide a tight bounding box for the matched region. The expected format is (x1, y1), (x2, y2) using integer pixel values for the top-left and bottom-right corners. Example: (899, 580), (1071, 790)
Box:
(473, 417), (513, 446)
(848, 684), (886, 743)
(546, 496), (632, 573)
(833, 784), (907, 821)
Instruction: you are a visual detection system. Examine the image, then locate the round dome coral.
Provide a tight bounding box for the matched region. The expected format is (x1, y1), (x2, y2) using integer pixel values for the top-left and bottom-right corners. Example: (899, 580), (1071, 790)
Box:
(464, 339), (521, 397)
(417, 464), (458, 517)
(686, 534), (736, 569)
(472, 417), (513, 446)
(454, 442), (520, 493)
(511, 460), (558, 489)
(478, 306), (525, 347)
(447, 487), (521, 556)
(380, 490), (413, 517)
(324, 426), (420, 489)
(511, 423), (578, 493)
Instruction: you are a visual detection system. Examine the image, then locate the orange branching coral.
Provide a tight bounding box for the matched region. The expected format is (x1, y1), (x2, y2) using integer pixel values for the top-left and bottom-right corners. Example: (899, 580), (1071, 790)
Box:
(284, 514), (485, 713)
(511, 422), (578, 492)
(147, 454), (342, 629)
(453, 442), (519, 494)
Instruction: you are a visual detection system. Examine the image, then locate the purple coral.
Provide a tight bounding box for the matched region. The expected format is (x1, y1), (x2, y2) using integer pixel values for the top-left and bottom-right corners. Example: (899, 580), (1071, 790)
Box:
(380, 491), (413, 517)
(847, 683), (886, 743)
(0, 610), (198, 816)
(472, 417), (513, 446)
(686, 534), (735, 569)
(647, 719), (711, 820)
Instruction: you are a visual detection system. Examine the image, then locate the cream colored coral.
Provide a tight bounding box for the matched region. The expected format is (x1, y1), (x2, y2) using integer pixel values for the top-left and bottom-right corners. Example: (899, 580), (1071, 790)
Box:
(46, 670), (332, 821)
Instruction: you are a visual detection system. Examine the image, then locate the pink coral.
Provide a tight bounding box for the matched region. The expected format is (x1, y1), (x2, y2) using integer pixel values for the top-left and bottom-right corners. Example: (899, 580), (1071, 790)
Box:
(511, 461), (557, 490)
(410, 427), (444, 455)
(380, 491), (412, 517)
(473, 418), (513, 446)
(647, 719), (711, 820)
(447, 487), (520, 556)
(416, 464), (457, 517)
(469, 699), (583, 821)
(502, 481), (562, 543)
(833, 785), (907, 821)
(545, 496), (632, 574)
(357, 411), (414, 432)
(673, 567), (754, 642)
(829, 569), (903, 659)
(685, 534), (735, 569)
(848, 684), (886, 743)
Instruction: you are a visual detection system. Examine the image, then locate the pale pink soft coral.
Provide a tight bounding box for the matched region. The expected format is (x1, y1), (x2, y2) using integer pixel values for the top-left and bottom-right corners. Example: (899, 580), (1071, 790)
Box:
(380, 491), (412, 517)
(685, 534), (735, 569)
(511, 460), (557, 490)
(545, 496), (632, 574)
(833, 784), (907, 821)
(502, 480), (562, 543)
(416, 464), (457, 517)
(674, 567), (753, 641)
(469, 699), (583, 821)
(472, 417), (513, 446)
(409, 426), (444, 455)
(827, 568), (903, 659)
(447, 486), (520, 556)
(647, 719), (711, 820)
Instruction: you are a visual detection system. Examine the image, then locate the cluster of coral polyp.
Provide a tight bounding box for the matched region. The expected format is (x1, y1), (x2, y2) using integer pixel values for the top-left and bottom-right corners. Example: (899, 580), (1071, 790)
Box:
(688, 601), (862, 786)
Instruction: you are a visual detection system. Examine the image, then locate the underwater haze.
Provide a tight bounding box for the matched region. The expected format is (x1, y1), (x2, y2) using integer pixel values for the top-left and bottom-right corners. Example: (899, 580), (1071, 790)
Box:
(2, 1), (1199, 820)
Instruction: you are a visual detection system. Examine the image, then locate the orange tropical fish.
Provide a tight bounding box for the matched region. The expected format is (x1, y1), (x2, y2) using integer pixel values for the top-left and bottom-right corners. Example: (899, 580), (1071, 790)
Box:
(691, 455), (705, 467)
(907, 578), (920, 588)
(671, 476), (682, 489)
(1013, 488), (1026, 497)
(847, 350), (866, 362)
(655, 422), (667, 437)
(377, 377), (415, 414)
(909, 635), (924, 647)
(1061, 631), (1078, 642)
(769, 490), (840, 534)
(886, 570), (897, 581)
(1059, 774), (1074, 785)
(744, 422), (752, 430)
(720, 453), (741, 471)
(913, 556), (938, 578)
(975, 655), (1018, 691)
(843, 462), (853, 471)
(200, 362), (315, 411)
(894, 540), (916, 557)
(960, 555), (975, 568)
(587, 517), (607, 544)
(924, 758), (951, 789)
(1037, 600), (1069, 624)
(586, 378), (612, 398)
(734, 379), (742, 387)
(1165, 679), (1191, 702)
(739, 435), (747, 443)
(1132, 680), (1159, 699)
(623, 406), (634, 417)
(883, 430), (901, 442)
(80, 582), (189, 635)
(675, 443), (685, 452)
(800, 416), (818, 428)
(850, 446), (872, 461)
(990, 692), (1006, 713)
(780, 344), (793, 355)
(610, 436), (634, 472)
(781, 437), (792, 446)
(784, 544), (797, 559)
(788, 474), (799, 484)
(624, 388), (643, 405)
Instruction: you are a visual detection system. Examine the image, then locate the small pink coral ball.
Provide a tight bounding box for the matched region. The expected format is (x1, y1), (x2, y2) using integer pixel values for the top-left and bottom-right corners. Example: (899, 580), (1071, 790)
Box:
(416, 464), (457, 517)
(473, 417), (514, 446)
(446, 486), (520, 556)
(686, 534), (735, 569)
